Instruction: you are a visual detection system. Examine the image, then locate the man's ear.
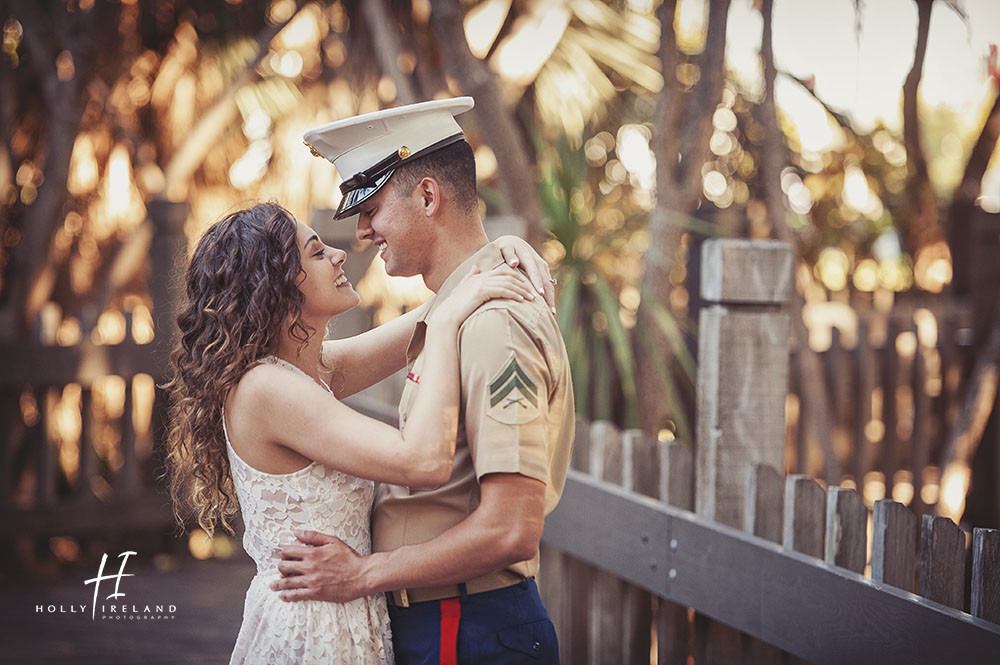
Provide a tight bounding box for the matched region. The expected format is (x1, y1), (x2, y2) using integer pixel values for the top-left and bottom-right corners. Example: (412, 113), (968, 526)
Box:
(418, 177), (442, 217)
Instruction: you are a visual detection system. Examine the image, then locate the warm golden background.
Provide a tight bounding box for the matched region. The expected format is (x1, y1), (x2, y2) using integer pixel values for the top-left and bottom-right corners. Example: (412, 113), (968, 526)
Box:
(1, 0), (998, 580)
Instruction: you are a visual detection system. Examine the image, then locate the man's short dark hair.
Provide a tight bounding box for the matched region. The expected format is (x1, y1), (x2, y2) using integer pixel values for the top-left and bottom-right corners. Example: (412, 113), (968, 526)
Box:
(390, 140), (478, 215)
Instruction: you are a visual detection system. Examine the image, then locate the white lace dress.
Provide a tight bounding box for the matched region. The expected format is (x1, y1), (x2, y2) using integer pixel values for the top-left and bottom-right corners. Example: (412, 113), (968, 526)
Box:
(225, 356), (394, 665)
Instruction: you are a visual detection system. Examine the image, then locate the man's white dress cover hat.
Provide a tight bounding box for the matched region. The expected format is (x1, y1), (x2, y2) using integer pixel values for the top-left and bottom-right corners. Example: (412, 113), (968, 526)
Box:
(303, 96), (475, 220)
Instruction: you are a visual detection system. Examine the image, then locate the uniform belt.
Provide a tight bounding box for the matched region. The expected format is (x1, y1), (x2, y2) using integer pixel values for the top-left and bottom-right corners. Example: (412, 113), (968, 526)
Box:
(388, 570), (524, 607)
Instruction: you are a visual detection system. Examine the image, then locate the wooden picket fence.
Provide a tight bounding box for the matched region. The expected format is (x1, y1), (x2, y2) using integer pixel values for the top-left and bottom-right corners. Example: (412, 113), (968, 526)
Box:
(792, 301), (974, 502)
(538, 416), (1000, 665)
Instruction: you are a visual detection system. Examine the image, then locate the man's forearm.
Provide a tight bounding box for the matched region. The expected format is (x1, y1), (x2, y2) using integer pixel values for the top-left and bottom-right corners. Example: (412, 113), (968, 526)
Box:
(359, 513), (536, 595)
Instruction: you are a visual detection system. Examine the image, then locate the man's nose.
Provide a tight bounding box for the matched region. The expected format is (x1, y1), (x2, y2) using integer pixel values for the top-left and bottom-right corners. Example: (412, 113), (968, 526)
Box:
(355, 216), (370, 241)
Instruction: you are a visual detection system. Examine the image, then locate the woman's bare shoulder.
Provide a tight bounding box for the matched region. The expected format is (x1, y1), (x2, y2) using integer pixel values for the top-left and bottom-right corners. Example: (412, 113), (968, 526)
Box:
(226, 361), (295, 417)
(224, 362), (316, 471)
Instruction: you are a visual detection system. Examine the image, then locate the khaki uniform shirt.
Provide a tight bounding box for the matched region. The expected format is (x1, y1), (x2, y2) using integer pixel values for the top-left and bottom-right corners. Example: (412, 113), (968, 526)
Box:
(372, 242), (575, 584)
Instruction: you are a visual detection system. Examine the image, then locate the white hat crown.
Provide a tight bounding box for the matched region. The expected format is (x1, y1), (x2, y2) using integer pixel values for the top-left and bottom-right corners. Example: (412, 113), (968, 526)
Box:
(303, 97), (475, 219)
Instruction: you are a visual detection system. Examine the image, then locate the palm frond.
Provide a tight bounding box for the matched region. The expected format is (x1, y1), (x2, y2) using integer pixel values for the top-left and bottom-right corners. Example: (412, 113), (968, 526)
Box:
(593, 274), (639, 426)
(644, 296), (697, 380)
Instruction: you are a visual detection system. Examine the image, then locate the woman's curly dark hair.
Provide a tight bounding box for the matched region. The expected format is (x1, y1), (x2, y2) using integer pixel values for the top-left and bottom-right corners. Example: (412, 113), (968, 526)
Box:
(163, 202), (314, 536)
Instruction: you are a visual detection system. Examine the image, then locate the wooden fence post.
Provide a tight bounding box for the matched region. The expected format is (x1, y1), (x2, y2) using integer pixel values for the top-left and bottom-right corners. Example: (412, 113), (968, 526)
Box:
(909, 340), (932, 514)
(745, 464), (784, 542)
(658, 441), (693, 665)
(572, 415), (591, 474)
(590, 421), (625, 665)
(853, 318), (875, 485)
(623, 429), (654, 664)
(918, 514), (966, 610)
(76, 386), (95, 502)
(538, 415), (593, 665)
(696, 239), (792, 665)
(659, 440), (692, 512)
(783, 475), (826, 665)
(879, 317), (901, 498)
(783, 474), (825, 558)
(744, 463), (785, 664)
(148, 199), (188, 355)
(696, 238), (792, 529)
(872, 498), (917, 591)
(825, 486), (868, 573)
(35, 387), (54, 507)
(119, 374), (136, 496)
(971, 528), (1000, 623)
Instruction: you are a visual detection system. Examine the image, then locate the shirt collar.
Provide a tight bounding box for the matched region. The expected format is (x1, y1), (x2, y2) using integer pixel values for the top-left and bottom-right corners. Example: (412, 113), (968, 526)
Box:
(406, 242), (506, 367)
(417, 242), (507, 323)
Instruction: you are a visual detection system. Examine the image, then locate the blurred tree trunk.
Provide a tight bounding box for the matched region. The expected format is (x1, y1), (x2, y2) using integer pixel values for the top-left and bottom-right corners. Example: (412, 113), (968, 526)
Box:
(0, 1), (104, 341)
(948, 88), (1000, 295)
(644, 0), (681, 308)
(636, 0), (730, 436)
(675, 0), (730, 212)
(636, 0), (680, 436)
(758, 0), (840, 481)
(937, 283), (1000, 519)
(938, 74), (1000, 522)
(901, 0), (939, 256)
(360, 0), (417, 105)
(427, 0), (546, 248)
(406, 16), (449, 99)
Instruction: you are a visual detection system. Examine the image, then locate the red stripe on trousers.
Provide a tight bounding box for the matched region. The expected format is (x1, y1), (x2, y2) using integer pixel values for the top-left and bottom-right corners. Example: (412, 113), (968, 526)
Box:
(439, 598), (461, 665)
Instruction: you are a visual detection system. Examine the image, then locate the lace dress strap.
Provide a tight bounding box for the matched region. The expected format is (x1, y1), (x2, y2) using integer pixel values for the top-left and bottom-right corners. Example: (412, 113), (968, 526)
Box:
(258, 355), (334, 394)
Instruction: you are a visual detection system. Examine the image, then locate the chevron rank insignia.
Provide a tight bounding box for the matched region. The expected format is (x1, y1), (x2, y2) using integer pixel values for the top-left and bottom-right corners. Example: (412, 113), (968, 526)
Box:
(486, 354), (540, 425)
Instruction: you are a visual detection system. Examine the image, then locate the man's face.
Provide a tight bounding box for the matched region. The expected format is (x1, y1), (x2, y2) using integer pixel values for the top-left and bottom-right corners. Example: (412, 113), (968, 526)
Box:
(354, 179), (429, 277)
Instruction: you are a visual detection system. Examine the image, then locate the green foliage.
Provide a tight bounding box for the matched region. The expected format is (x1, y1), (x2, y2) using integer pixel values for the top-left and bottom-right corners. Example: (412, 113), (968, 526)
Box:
(540, 136), (698, 437)
(541, 138), (631, 423)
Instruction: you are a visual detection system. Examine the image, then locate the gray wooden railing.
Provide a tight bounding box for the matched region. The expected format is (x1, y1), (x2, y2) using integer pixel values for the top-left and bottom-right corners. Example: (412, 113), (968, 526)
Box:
(538, 417), (1000, 665)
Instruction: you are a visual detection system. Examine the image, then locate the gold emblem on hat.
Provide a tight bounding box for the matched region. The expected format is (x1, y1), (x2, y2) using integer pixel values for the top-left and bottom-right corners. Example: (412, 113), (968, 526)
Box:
(303, 141), (322, 158)
(398, 146), (411, 159)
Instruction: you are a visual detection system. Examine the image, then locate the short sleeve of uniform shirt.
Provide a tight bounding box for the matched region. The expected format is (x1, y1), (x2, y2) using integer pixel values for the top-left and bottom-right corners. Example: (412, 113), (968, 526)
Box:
(458, 304), (550, 485)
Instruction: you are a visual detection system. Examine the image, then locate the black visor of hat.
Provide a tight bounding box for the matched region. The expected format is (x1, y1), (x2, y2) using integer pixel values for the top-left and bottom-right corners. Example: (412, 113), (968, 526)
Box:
(334, 169), (394, 220)
(333, 132), (466, 220)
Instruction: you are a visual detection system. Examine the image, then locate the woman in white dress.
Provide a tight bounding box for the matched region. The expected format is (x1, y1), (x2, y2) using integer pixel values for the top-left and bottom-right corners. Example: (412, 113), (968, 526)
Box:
(163, 202), (551, 664)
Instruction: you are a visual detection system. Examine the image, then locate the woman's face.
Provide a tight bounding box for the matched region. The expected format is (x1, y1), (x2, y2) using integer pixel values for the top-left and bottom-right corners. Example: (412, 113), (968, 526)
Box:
(293, 219), (360, 320)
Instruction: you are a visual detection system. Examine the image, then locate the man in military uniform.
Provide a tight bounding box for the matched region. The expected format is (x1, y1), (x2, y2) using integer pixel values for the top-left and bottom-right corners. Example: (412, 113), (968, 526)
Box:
(273, 97), (574, 664)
